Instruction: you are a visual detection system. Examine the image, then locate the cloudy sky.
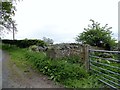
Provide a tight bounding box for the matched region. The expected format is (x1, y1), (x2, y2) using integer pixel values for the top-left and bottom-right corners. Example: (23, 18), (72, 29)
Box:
(4, 0), (119, 43)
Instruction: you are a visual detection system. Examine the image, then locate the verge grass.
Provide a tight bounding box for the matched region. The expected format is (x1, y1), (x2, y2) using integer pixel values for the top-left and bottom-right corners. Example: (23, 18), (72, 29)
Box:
(2, 44), (102, 88)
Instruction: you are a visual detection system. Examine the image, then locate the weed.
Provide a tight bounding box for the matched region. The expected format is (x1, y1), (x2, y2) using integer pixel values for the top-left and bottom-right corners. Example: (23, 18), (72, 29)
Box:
(2, 44), (102, 88)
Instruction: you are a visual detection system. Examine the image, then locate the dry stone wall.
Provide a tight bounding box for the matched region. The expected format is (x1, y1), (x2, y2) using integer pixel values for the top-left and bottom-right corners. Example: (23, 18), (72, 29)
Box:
(46, 43), (105, 61)
(46, 43), (86, 62)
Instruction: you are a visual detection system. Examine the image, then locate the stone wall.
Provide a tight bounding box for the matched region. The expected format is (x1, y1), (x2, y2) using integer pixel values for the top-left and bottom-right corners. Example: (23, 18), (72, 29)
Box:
(46, 43), (86, 62)
(29, 43), (105, 62)
(46, 43), (105, 61)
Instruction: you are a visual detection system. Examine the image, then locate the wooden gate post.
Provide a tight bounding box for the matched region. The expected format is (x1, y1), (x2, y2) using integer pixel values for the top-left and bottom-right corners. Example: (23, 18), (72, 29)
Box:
(84, 44), (90, 71)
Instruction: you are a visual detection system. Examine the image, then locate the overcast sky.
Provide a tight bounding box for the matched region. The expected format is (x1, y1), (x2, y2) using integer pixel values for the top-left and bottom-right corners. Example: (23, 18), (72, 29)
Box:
(3, 0), (119, 43)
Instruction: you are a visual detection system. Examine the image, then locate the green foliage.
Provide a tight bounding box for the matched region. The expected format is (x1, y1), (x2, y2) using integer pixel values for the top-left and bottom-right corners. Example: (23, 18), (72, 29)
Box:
(2, 44), (102, 88)
(76, 19), (116, 50)
(61, 55), (83, 65)
(63, 75), (102, 88)
(2, 39), (47, 48)
(0, 1), (18, 36)
(29, 45), (38, 51)
(25, 52), (89, 82)
(2, 43), (19, 51)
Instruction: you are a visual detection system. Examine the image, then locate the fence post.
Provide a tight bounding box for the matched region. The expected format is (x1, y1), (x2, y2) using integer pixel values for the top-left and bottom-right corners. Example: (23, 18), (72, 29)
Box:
(84, 44), (90, 71)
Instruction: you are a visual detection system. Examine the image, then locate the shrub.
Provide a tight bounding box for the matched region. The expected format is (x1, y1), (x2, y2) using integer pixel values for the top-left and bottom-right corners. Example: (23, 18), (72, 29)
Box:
(29, 45), (38, 51)
(24, 51), (89, 82)
(2, 39), (47, 48)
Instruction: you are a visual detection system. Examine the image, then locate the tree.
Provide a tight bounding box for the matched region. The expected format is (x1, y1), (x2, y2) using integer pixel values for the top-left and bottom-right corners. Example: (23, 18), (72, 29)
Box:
(76, 19), (116, 50)
(0, 1), (19, 38)
(42, 37), (54, 45)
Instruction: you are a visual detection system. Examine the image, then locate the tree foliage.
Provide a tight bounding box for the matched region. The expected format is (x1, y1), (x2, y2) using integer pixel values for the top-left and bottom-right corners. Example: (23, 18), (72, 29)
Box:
(42, 37), (54, 45)
(2, 39), (47, 48)
(76, 19), (116, 50)
(0, 1), (18, 37)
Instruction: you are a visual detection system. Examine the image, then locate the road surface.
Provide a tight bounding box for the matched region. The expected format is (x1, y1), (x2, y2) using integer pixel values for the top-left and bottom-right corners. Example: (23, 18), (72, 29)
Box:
(1, 49), (64, 88)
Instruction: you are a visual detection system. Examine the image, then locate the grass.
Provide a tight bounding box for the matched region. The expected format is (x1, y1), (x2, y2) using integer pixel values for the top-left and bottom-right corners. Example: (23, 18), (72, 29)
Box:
(2, 44), (32, 72)
(2, 44), (103, 88)
(63, 76), (100, 88)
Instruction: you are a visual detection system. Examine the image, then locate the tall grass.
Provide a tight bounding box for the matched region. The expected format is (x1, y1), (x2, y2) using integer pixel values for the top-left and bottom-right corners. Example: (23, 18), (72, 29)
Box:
(2, 44), (102, 88)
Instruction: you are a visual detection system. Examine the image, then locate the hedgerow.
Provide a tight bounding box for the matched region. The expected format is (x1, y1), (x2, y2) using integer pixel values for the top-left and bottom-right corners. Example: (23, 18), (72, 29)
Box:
(2, 39), (46, 48)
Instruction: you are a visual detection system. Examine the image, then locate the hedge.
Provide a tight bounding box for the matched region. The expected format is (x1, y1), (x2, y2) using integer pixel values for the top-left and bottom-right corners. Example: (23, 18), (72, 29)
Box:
(2, 39), (47, 48)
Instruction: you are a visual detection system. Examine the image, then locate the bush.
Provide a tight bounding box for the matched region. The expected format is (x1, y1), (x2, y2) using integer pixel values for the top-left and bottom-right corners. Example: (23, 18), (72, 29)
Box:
(2, 39), (47, 48)
(24, 51), (89, 82)
(29, 45), (38, 51)
(61, 55), (83, 65)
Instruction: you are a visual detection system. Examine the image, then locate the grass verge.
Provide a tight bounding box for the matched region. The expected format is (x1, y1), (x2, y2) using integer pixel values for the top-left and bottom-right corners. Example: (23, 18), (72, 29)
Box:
(2, 44), (102, 88)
